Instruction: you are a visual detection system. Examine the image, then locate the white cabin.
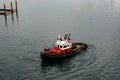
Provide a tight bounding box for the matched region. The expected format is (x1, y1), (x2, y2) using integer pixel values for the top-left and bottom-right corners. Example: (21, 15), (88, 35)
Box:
(56, 40), (72, 50)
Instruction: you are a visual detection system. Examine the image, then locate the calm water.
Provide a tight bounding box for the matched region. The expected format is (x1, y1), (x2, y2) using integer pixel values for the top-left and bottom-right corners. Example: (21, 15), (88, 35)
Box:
(0, 0), (120, 80)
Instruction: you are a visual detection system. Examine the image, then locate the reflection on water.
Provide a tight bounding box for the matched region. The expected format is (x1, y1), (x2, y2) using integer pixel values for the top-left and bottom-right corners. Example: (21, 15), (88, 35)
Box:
(16, 10), (18, 22)
(11, 13), (14, 25)
(4, 15), (8, 27)
(41, 59), (72, 72)
(4, 11), (18, 27)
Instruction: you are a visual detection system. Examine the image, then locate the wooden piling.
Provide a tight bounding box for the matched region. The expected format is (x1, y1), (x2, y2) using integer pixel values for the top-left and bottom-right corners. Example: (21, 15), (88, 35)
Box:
(10, 0), (13, 12)
(3, 1), (7, 15)
(15, 0), (18, 11)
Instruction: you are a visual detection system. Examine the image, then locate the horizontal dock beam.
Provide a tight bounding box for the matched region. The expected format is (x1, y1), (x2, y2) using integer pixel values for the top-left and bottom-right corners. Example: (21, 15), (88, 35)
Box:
(0, 9), (16, 12)
(0, 9), (16, 15)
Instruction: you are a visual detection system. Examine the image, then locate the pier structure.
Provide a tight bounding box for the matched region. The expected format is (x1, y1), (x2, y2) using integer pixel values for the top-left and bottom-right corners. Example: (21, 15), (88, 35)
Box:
(0, 0), (18, 15)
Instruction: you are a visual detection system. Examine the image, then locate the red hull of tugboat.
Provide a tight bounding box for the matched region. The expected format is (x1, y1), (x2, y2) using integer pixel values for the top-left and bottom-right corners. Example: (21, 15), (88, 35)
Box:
(40, 43), (88, 61)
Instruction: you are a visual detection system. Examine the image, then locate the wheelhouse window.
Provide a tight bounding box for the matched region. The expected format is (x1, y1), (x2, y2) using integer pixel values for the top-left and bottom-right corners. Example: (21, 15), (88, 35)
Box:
(64, 45), (67, 48)
(60, 46), (62, 48)
(58, 44), (70, 49)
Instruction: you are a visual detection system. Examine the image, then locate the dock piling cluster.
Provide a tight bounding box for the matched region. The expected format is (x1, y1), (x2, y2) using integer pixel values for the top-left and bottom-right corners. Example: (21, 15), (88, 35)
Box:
(0, 0), (18, 15)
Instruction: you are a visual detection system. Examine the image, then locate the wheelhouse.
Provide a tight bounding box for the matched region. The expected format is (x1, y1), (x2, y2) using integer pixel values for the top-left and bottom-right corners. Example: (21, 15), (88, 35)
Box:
(56, 40), (72, 50)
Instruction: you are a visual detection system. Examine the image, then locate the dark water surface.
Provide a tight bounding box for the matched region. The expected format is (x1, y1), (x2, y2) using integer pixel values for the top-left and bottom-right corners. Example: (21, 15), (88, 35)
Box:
(0, 0), (120, 80)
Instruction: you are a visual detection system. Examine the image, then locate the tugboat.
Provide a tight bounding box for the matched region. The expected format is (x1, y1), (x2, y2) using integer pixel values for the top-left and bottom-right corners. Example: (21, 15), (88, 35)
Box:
(40, 33), (88, 61)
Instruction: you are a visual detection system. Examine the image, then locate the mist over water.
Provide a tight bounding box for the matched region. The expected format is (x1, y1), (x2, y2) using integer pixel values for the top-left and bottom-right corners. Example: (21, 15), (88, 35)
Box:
(0, 0), (120, 80)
